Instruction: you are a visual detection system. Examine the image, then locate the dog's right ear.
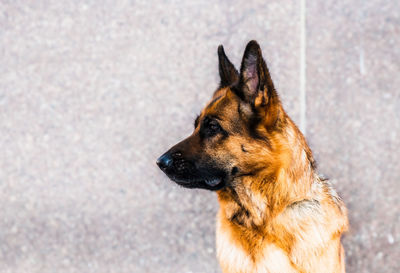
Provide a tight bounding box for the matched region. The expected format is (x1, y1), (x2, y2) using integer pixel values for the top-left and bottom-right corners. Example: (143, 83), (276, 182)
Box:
(218, 45), (239, 87)
(236, 40), (280, 127)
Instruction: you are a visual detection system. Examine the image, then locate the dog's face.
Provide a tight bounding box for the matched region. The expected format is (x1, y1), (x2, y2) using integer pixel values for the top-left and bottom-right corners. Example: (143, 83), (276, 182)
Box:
(157, 41), (286, 190)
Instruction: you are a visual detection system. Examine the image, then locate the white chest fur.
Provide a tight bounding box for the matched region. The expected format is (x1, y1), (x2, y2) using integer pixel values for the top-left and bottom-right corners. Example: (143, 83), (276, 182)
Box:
(216, 219), (298, 273)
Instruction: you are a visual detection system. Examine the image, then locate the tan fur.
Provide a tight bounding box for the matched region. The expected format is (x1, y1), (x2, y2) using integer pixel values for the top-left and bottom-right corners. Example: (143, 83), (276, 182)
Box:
(160, 42), (349, 273)
(200, 84), (349, 273)
(213, 101), (348, 273)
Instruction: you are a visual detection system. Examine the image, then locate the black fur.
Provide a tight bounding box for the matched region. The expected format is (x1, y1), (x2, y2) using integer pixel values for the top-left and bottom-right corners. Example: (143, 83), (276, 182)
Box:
(218, 45), (239, 87)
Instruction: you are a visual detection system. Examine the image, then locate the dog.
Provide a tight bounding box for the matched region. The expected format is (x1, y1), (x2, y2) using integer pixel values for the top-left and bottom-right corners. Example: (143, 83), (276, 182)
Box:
(157, 40), (348, 273)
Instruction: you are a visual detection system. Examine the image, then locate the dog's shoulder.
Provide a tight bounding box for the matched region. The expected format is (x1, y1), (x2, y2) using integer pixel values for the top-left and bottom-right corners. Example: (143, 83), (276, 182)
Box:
(276, 176), (348, 272)
(281, 175), (348, 236)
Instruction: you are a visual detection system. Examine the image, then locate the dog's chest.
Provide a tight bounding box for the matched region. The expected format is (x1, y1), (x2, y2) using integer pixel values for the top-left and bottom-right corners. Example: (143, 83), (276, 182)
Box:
(216, 220), (298, 273)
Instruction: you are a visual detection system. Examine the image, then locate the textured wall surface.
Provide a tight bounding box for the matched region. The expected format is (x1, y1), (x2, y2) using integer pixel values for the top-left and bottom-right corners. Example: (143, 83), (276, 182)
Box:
(0, 1), (399, 273)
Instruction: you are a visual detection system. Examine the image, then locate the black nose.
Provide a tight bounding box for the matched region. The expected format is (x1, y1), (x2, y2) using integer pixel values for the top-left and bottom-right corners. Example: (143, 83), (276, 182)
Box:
(156, 153), (173, 171)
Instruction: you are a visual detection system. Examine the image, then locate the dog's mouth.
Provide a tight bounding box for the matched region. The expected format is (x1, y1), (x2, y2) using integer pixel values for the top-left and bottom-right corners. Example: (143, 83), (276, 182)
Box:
(157, 152), (227, 191)
(169, 174), (225, 190)
(204, 177), (223, 187)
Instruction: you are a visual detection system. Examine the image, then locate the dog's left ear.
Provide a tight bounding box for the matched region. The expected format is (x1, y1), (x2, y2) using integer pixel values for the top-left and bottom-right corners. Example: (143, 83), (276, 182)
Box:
(237, 40), (280, 125)
(218, 45), (239, 87)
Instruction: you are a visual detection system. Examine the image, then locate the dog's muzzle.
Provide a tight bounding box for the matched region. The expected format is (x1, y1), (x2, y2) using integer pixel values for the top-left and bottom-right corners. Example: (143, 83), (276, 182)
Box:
(157, 151), (192, 175)
(156, 151), (225, 190)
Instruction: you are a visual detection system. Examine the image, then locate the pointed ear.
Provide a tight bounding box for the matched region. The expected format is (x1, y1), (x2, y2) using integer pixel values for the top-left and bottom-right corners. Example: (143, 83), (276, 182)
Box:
(218, 45), (239, 87)
(237, 41), (280, 124)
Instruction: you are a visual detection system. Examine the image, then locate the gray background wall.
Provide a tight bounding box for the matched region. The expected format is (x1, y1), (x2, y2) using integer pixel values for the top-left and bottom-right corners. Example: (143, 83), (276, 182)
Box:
(0, 1), (399, 272)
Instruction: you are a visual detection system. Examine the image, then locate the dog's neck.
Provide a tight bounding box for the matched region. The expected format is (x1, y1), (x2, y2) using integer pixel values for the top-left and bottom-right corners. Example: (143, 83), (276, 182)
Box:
(217, 122), (316, 229)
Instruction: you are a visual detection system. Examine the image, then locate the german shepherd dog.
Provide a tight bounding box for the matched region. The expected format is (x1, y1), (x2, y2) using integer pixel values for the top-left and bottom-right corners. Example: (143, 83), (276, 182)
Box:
(157, 41), (348, 273)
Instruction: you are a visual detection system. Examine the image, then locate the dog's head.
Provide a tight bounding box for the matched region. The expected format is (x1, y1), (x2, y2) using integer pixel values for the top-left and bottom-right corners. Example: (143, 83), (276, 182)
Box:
(157, 40), (310, 191)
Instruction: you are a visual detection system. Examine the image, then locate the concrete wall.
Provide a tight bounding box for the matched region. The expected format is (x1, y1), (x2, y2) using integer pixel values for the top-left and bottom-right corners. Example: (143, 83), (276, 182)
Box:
(1, 1), (399, 272)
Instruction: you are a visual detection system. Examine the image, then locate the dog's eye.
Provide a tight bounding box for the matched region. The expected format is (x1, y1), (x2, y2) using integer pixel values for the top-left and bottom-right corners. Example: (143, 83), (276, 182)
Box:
(202, 117), (221, 137)
(208, 120), (220, 132)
